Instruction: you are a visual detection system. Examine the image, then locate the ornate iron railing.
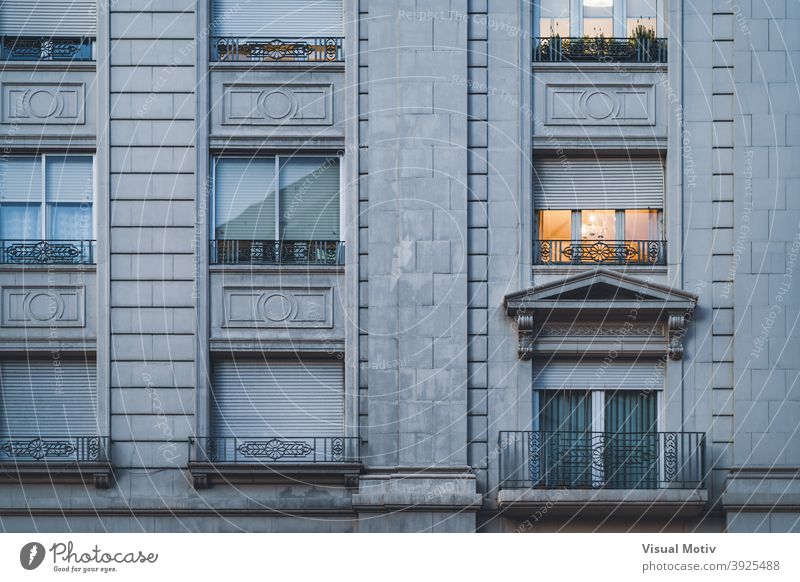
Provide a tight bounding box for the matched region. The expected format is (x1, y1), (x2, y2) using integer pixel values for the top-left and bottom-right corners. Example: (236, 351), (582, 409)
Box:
(499, 431), (705, 489)
(210, 240), (344, 266)
(533, 36), (667, 63)
(0, 240), (96, 265)
(0, 436), (108, 462)
(0, 36), (94, 61)
(534, 239), (666, 265)
(211, 37), (344, 62)
(190, 436), (360, 464)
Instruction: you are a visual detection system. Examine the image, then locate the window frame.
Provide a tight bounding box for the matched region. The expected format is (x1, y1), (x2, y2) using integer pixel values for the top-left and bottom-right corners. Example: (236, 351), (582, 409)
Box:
(210, 154), (343, 243)
(534, 0), (665, 38)
(0, 153), (96, 243)
(536, 208), (664, 242)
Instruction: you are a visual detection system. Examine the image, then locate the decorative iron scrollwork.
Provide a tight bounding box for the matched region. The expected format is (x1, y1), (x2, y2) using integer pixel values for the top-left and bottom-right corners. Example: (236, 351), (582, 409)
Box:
(0, 438), (76, 460)
(236, 438), (314, 461)
(1, 240), (95, 265)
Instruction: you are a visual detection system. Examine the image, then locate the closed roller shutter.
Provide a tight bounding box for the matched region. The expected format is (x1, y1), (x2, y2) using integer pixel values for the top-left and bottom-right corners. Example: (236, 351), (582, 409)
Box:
(0, 1), (97, 36)
(533, 158), (664, 209)
(212, 0), (343, 37)
(0, 360), (97, 436)
(533, 359), (665, 390)
(212, 359), (344, 437)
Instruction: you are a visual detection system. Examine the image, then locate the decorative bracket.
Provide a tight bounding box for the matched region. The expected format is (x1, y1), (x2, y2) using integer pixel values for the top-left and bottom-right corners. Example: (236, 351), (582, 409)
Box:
(515, 313), (536, 360)
(668, 313), (689, 360)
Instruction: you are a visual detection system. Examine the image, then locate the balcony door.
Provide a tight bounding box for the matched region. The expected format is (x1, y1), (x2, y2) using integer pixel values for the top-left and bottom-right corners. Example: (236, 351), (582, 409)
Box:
(533, 359), (663, 488)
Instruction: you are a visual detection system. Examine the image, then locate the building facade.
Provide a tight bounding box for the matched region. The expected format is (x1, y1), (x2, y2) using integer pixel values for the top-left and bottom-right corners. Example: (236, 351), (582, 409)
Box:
(0, 0), (798, 532)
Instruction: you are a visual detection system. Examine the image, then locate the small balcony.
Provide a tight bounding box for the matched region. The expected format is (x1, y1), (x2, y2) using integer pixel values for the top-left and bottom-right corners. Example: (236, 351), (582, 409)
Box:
(0, 435), (111, 488)
(210, 240), (344, 266)
(497, 431), (706, 518)
(211, 36), (343, 62)
(0, 240), (96, 265)
(187, 436), (361, 488)
(533, 240), (666, 266)
(1, 36), (94, 61)
(533, 36), (667, 64)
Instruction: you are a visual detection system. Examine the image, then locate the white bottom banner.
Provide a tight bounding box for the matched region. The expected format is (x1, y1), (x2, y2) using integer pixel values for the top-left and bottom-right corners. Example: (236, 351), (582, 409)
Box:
(0, 533), (798, 581)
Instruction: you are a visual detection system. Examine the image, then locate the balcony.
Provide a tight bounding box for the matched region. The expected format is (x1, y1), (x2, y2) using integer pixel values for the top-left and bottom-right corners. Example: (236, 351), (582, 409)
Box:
(211, 37), (343, 62)
(210, 240), (344, 266)
(533, 240), (666, 266)
(533, 36), (667, 64)
(497, 431), (707, 517)
(188, 436), (361, 488)
(0, 240), (96, 265)
(0, 36), (94, 61)
(0, 435), (111, 488)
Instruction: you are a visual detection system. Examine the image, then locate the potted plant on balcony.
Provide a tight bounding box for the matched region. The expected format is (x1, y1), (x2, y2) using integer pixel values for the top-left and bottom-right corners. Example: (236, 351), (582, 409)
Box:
(631, 23), (658, 62)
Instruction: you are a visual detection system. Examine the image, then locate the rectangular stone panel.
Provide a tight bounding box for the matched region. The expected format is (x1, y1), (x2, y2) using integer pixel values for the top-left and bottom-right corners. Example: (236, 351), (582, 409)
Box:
(545, 84), (655, 126)
(2, 83), (85, 125)
(222, 287), (334, 329)
(1, 286), (85, 327)
(222, 83), (333, 126)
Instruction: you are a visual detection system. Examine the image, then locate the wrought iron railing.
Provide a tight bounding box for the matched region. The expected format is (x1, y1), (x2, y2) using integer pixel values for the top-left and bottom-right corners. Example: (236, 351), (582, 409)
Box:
(210, 240), (344, 266)
(0, 240), (96, 265)
(533, 36), (667, 63)
(211, 37), (344, 62)
(499, 431), (705, 489)
(534, 239), (666, 265)
(190, 436), (360, 464)
(0, 36), (95, 61)
(0, 436), (108, 462)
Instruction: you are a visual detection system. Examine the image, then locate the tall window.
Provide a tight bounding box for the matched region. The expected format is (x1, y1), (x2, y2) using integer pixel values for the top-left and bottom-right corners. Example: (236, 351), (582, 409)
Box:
(533, 157), (665, 265)
(0, 0), (96, 61)
(213, 156), (340, 242)
(536, 0), (661, 37)
(533, 359), (662, 488)
(0, 155), (94, 263)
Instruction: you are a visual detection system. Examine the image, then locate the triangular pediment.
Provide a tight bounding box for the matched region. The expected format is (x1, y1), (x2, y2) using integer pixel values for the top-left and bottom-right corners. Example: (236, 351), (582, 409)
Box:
(505, 269), (697, 314)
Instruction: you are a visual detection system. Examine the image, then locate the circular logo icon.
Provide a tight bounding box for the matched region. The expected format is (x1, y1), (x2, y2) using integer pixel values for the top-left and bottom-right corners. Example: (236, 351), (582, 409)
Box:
(20, 542), (46, 570)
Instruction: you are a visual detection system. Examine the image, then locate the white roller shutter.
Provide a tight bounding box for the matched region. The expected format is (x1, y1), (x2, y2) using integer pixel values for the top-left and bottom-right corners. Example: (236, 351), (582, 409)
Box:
(212, 359), (344, 437)
(533, 158), (664, 209)
(212, 0), (343, 37)
(0, 360), (97, 436)
(533, 359), (665, 390)
(0, 1), (97, 36)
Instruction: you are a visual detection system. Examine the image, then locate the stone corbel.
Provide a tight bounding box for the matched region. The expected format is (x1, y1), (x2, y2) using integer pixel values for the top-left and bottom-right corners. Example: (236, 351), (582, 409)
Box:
(668, 313), (689, 360)
(515, 313), (535, 360)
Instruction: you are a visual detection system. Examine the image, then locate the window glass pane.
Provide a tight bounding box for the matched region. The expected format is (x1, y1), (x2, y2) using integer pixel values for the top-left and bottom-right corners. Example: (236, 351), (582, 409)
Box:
(214, 158), (276, 240)
(0, 203), (40, 240)
(538, 210), (571, 239)
(624, 209), (658, 240)
(45, 156), (93, 203)
(47, 203), (93, 240)
(583, 0), (614, 36)
(539, 0), (570, 36)
(626, 0), (657, 35)
(0, 157), (41, 202)
(580, 209), (616, 240)
(279, 157), (340, 240)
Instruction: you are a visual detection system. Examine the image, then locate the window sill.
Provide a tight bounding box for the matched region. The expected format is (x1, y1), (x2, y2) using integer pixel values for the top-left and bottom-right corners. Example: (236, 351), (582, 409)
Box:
(0, 60), (95, 72)
(187, 461), (360, 489)
(0, 263), (96, 272)
(209, 60), (344, 72)
(0, 461), (112, 489)
(531, 61), (667, 72)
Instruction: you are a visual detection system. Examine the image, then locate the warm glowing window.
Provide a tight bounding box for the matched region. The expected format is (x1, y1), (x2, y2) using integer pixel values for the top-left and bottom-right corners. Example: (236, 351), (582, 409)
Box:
(624, 209), (659, 240)
(580, 209), (616, 241)
(539, 0), (571, 36)
(626, 0), (658, 36)
(539, 210), (572, 240)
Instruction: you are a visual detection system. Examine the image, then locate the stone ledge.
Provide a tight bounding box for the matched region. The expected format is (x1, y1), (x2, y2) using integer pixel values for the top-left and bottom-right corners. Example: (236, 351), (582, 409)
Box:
(187, 461), (361, 489)
(0, 462), (112, 489)
(722, 467), (800, 511)
(353, 470), (483, 511)
(498, 487), (708, 518)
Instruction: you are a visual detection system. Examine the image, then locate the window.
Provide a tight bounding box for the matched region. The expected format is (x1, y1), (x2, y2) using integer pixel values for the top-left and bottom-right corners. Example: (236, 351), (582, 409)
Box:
(0, 0), (96, 61)
(536, 0), (661, 37)
(208, 359), (350, 463)
(211, 155), (342, 265)
(0, 155), (94, 264)
(211, 0), (344, 61)
(533, 359), (662, 488)
(0, 360), (100, 463)
(533, 158), (665, 265)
